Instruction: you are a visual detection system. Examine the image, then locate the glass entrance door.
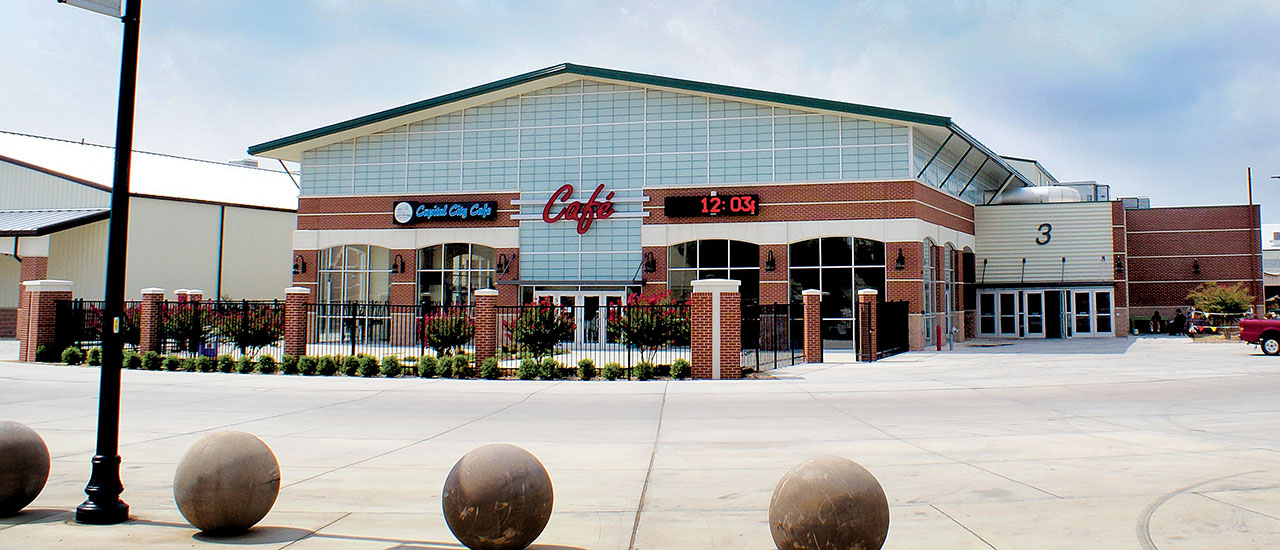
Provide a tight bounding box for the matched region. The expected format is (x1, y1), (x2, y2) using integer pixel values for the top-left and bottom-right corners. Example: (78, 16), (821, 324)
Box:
(1024, 291), (1044, 338)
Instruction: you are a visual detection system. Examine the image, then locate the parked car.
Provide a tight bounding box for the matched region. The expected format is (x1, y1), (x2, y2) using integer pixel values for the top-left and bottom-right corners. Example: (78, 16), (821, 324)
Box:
(1239, 318), (1280, 355)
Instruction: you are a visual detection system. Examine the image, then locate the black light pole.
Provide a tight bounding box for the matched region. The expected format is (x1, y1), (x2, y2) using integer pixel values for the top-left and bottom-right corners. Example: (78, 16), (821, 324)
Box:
(73, 0), (141, 525)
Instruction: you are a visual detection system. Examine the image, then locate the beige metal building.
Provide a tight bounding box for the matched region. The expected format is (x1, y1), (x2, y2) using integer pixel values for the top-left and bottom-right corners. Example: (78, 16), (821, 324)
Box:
(0, 131), (298, 337)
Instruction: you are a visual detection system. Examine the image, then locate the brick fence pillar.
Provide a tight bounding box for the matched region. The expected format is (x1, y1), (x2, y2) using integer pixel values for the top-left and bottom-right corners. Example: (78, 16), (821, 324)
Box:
(802, 289), (822, 364)
(857, 289), (879, 362)
(691, 279), (741, 380)
(138, 288), (164, 354)
(474, 289), (498, 365)
(187, 289), (203, 303)
(19, 279), (72, 362)
(284, 287), (310, 358)
(175, 289), (189, 302)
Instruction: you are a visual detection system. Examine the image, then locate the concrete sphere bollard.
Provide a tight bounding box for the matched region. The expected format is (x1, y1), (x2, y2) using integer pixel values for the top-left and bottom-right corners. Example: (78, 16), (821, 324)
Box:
(442, 443), (553, 550)
(173, 431), (280, 534)
(769, 455), (889, 550)
(0, 421), (51, 517)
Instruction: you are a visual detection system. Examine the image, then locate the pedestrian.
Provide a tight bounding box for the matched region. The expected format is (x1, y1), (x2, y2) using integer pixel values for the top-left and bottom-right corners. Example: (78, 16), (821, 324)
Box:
(1150, 310), (1163, 334)
(1171, 309), (1186, 335)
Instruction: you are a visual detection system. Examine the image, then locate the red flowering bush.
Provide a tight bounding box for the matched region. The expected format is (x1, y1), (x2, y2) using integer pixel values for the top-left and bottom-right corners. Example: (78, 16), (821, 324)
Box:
(215, 304), (284, 356)
(607, 292), (690, 363)
(423, 307), (475, 357)
(504, 297), (575, 362)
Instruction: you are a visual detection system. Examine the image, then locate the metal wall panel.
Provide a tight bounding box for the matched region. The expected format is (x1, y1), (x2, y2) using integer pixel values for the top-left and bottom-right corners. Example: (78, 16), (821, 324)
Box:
(975, 202), (1114, 284)
(0, 161), (108, 209)
(219, 206), (295, 299)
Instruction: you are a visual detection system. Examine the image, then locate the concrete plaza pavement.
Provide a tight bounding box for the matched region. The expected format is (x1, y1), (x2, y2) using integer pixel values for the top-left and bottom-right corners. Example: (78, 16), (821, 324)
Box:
(2, 336), (1280, 549)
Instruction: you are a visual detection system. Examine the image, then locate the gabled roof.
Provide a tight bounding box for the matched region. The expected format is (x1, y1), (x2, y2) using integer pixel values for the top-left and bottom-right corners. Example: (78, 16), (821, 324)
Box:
(1, 131), (298, 211)
(248, 62), (953, 160)
(0, 208), (110, 237)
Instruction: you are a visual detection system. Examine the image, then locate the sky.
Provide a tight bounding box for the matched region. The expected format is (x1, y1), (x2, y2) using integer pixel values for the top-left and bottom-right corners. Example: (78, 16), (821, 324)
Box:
(3, 1), (1279, 219)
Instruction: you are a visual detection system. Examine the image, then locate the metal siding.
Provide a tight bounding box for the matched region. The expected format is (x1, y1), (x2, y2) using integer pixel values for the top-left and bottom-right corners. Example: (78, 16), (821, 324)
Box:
(124, 198), (220, 299)
(218, 206), (295, 299)
(0, 161), (109, 209)
(975, 202), (1114, 283)
(0, 254), (18, 308)
(48, 220), (108, 300)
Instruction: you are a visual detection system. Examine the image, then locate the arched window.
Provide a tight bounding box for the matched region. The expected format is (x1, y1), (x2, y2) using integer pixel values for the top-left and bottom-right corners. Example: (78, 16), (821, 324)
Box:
(318, 245), (391, 303)
(667, 240), (759, 305)
(417, 244), (495, 306)
(788, 237), (885, 349)
(922, 238), (937, 343)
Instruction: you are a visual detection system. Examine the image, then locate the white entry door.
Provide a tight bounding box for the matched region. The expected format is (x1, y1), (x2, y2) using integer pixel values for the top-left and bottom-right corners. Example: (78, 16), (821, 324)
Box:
(1024, 291), (1045, 338)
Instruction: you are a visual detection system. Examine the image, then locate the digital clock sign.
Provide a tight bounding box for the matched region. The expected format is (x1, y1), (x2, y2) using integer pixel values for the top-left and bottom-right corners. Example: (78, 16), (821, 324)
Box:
(664, 194), (759, 218)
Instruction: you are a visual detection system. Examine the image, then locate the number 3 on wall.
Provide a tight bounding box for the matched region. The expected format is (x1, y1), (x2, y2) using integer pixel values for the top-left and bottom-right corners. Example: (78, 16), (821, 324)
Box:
(1035, 223), (1052, 245)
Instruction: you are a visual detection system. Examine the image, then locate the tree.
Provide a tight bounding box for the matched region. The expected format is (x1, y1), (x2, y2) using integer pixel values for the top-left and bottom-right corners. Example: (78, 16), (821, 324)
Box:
(423, 307), (475, 357)
(1186, 282), (1254, 322)
(216, 303), (285, 356)
(608, 292), (689, 363)
(505, 297), (575, 362)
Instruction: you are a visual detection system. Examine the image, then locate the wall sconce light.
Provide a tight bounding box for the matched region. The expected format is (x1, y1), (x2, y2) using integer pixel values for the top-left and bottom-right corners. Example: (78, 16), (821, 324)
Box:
(292, 254), (307, 275)
(391, 254), (406, 274)
(643, 251), (657, 273)
(764, 250), (776, 272)
(1114, 257), (1125, 276)
(496, 253), (514, 275)
(894, 248), (906, 271)
(1192, 259), (1200, 276)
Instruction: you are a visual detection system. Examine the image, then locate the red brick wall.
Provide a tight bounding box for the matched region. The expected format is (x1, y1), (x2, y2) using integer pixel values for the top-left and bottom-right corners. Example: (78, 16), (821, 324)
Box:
(803, 291), (822, 363)
(298, 193), (519, 230)
(19, 286), (71, 362)
(0, 307), (15, 338)
(1124, 205), (1262, 316)
(690, 289), (742, 379)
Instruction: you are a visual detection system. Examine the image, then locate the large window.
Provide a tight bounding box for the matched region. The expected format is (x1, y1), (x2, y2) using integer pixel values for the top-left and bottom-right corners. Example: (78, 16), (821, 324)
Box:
(417, 244), (495, 306)
(922, 239), (937, 343)
(667, 240), (759, 306)
(318, 245), (390, 303)
(788, 237), (886, 348)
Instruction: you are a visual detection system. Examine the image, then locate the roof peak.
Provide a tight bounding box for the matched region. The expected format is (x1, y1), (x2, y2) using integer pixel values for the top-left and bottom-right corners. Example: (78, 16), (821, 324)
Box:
(0, 130), (287, 173)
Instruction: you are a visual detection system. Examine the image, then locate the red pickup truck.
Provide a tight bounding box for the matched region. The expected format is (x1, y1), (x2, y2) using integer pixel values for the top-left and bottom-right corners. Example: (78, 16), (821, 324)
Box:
(1239, 319), (1280, 355)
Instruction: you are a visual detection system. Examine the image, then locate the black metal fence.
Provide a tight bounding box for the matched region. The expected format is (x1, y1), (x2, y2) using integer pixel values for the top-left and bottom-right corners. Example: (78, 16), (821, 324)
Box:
(54, 299), (142, 352)
(494, 302), (691, 377)
(160, 300), (285, 359)
(741, 302), (803, 371)
(304, 302), (475, 359)
(875, 300), (910, 359)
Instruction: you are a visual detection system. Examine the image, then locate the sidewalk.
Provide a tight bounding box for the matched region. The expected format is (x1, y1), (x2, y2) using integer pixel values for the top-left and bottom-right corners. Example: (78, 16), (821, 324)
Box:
(2, 337), (1279, 548)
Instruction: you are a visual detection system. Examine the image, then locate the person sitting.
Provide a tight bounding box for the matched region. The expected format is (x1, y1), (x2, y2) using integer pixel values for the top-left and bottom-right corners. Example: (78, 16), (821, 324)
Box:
(1170, 309), (1186, 335)
(1150, 310), (1163, 334)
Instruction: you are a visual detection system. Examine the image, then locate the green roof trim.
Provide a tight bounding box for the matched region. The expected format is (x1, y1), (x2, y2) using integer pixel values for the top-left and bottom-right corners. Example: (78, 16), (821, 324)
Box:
(248, 63), (952, 156)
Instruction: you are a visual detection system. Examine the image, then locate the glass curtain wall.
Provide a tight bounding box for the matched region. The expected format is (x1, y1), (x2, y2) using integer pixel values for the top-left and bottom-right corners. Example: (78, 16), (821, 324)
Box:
(417, 244), (496, 306)
(318, 245), (391, 303)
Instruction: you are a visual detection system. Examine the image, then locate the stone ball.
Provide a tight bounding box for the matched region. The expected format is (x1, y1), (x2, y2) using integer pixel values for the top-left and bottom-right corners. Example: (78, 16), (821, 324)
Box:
(0, 421), (50, 517)
(173, 431), (280, 534)
(769, 455), (889, 550)
(442, 443), (554, 550)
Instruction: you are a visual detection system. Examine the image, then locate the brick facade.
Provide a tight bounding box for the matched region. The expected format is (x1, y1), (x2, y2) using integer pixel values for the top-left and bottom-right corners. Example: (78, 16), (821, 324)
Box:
(802, 290), (822, 363)
(18, 280), (71, 362)
(690, 280), (741, 379)
(473, 289), (498, 365)
(283, 287), (310, 358)
(138, 288), (164, 354)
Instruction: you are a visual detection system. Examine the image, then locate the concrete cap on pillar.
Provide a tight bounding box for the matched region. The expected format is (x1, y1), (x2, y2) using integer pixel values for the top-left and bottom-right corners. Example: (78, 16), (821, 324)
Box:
(857, 289), (879, 296)
(141, 287), (165, 296)
(475, 289), (499, 297)
(285, 287), (312, 295)
(801, 289), (823, 296)
(691, 278), (740, 293)
(175, 288), (189, 295)
(21, 280), (73, 292)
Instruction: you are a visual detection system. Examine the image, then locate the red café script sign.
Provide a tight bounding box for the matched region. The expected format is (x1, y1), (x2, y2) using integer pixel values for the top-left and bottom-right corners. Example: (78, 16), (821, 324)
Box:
(542, 183), (615, 234)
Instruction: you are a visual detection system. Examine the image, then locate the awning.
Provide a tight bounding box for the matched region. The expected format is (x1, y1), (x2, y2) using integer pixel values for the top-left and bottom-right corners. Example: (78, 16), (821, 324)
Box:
(0, 208), (110, 237)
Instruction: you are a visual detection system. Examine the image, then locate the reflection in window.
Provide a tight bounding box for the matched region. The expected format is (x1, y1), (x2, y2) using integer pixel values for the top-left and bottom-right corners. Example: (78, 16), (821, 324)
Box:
(417, 244), (495, 306)
(666, 240), (759, 306)
(788, 237), (886, 348)
(318, 245), (391, 303)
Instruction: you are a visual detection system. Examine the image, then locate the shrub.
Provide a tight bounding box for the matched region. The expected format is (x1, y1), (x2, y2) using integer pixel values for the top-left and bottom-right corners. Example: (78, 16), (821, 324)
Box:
(358, 355), (379, 377)
(453, 355), (475, 379)
(298, 355), (318, 376)
(341, 356), (360, 376)
(602, 362), (622, 381)
(655, 363), (671, 378)
(380, 356), (402, 378)
(62, 346), (85, 366)
(123, 351), (142, 370)
(634, 361), (654, 381)
(417, 355), (438, 378)
(1187, 282), (1254, 320)
(423, 308), (476, 357)
(279, 354), (299, 375)
(317, 356), (339, 376)
(86, 348), (102, 366)
(236, 356), (255, 374)
(215, 303), (285, 357)
(162, 302), (213, 354)
(539, 358), (561, 380)
(35, 344), (57, 363)
(517, 358), (539, 380)
(480, 357), (501, 380)
(437, 355), (456, 379)
(505, 298), (575, 362)
(217, 354), (235, 373)
(257, 355), (278, 374)
(142, 351), (163, 371)
(577, 358), (596, 380)
(401, 356), (419, 376)
(671, 358), (692, 380)
(194, 356), (216, 373)
(608, 292), (690, 364)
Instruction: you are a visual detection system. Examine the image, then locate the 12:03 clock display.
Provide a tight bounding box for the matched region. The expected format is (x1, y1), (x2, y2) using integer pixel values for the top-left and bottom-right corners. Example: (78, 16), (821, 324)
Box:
(664, 194), (759, 218)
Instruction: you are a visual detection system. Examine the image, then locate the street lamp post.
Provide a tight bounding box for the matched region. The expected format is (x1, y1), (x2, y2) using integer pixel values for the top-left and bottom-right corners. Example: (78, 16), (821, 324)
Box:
(60, 0), (142, 525)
